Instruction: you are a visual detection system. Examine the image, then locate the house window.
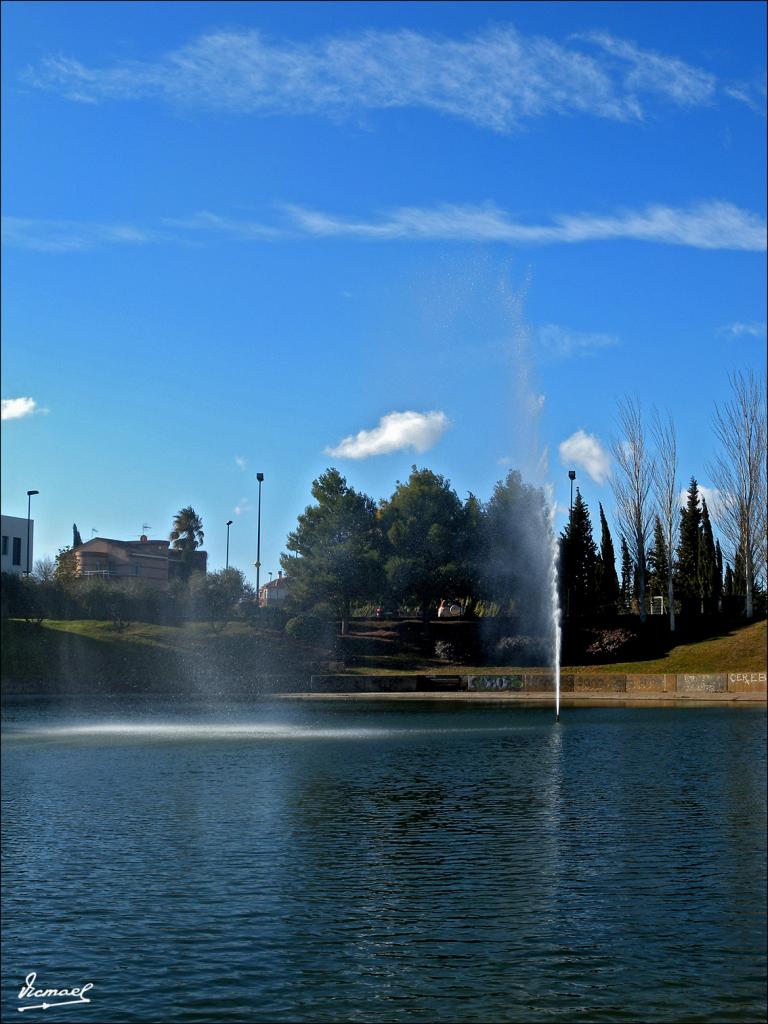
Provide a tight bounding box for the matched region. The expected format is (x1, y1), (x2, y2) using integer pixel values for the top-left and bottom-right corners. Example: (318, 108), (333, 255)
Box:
(12, 537), (22, 566)
(1, 536), (7, 556)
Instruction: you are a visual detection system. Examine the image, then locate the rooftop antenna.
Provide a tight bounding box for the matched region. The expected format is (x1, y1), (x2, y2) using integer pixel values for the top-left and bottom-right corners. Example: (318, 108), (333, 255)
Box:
(141, 523), (151, 537)
(91, 528), (98, 537)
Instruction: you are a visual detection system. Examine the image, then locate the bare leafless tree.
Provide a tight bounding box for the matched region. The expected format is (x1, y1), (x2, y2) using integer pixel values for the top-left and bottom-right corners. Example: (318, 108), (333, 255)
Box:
(708, 369), (767, 618)
(652, 408), (679, 631)
(32, 556), (57, 582)
(611, 397), (655, 622)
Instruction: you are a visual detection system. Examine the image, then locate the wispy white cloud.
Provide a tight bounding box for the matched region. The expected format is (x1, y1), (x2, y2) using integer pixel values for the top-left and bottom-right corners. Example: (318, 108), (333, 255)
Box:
(559, 429), (611, 485)
(1, 397), (44, 421)
(234, 497), (253, 516)
(326, 410), (450, 459)
(536, 324), (620, 358)
(285, 200), (766, 251)
(575, 32), (716, 107)
(722, 79), (767, 115)
(718, 321), (767, 340)
(23, 26), (732, 131)
(234, 455), (248, 470)
(1, 216), (158, 252)
(161, 210), (282, 240)
(5, 199), (764, 253)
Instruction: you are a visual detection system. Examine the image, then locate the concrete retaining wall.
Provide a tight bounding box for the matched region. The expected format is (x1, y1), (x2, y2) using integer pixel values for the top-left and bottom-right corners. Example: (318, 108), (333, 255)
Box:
(466, 670), (766, 694)
(309, 671), (766, 695)
(310, 674), (464, 693)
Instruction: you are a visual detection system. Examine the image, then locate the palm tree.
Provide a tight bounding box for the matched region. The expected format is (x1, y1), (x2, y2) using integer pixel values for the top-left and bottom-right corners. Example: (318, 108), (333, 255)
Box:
(170, 507), (204, 551)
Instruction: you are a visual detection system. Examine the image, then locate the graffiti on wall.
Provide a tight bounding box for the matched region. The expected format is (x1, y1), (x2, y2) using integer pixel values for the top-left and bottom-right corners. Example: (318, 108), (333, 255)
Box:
(468, 675), (525, 691)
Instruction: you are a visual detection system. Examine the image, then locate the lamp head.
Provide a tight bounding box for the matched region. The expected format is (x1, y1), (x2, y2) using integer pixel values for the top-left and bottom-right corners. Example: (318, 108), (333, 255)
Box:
(27, 489), (39, 496)
(226, 520), (233, 527)
(568, 471), (576, 481)
(256, 473), (264, 482)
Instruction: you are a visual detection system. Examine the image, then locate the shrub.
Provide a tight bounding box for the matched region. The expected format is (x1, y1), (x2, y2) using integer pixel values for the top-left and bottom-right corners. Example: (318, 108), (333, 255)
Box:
(494, 635), (551, 666)
(188, 568), (253, 632)
(1, 572), (25, 619)
(285, 614), (332, 644)
(434, 639), (457, 662)
(583, 628), (636, 657)
(242, 603), (288, 631)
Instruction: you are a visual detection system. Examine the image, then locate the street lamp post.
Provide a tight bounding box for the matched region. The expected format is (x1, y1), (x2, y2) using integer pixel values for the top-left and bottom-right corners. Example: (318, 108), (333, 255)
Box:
(226, 520), (233, 569)
(567, 471), (576, 619)
(255, 473), (264, 601)
(25, 490), (39, 576)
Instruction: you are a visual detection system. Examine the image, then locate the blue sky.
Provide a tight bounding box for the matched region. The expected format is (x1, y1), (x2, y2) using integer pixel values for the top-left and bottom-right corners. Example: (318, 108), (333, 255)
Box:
(2, 1), (766, 582)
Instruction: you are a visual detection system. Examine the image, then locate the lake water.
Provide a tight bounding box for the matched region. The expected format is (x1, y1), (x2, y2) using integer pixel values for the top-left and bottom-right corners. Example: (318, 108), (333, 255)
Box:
(2, 699), (766, 1023)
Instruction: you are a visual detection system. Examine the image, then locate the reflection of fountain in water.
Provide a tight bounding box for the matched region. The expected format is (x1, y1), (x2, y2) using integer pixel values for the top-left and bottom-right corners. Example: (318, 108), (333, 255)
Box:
(7, 721), (541, 743)
(549, 495), (563, 722)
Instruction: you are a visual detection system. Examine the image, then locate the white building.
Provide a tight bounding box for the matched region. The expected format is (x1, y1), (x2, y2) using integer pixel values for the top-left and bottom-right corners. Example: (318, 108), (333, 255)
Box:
(258, 572), (290, 607)
(1, 514), (34, 575)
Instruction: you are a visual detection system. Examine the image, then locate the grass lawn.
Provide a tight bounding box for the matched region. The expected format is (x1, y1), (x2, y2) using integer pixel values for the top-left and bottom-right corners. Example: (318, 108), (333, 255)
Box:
(334, 619), (768, 676)
(566, 618), (766, 674)
(0, 617), (318, 690)
(39, 619), (267, 649)
(2, 617), (765, 687)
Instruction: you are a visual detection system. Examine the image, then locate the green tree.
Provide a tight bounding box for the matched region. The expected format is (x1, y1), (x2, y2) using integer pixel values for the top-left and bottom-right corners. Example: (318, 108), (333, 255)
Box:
(733, 547), (748, 605)
(169, 507), (205, 579)
(73, 524), (83, 548)
(379, 467), (468, 621)
(647, 515), (669, 608)
(596, 503), (620, 617)
(190, 568), (253, 633)
(281, 468), (380, 635)
(676, 477), (702, 615)
(620, 536), (634, 613)
(480, 470), (552, 631)
(461, 491), (485, 614)
(723, 562), (734, 597)
(699, 498), (720, 614)
(55, 545), (78, 582)
(170, 506), (205, 551)
(559, 489), (598, 619)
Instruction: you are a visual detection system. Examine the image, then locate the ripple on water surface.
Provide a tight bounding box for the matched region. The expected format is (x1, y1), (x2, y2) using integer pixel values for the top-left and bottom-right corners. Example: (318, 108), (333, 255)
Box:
(2, 701), (766, 1023)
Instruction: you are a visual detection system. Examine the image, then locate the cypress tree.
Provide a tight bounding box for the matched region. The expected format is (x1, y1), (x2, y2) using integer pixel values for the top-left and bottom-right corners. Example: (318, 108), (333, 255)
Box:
(647, 515), (669, 613)
(596, 503), (620, 617)
(715, 540), (724, 611)
(72, 524), (83, 548)
(699, 499), (719, 614)
(620, 535), (634, 614)
(676, 477), (702, 615)
(723, 563), (734, 597)
(559, 489), (598, 619)
(733, 548), (747, 600)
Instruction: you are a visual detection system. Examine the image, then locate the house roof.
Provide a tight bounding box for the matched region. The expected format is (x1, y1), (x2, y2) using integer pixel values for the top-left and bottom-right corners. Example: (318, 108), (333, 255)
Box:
(76, 537), (207, 554)
(76, 538), (129, 549)
(260, 576), (289, 590)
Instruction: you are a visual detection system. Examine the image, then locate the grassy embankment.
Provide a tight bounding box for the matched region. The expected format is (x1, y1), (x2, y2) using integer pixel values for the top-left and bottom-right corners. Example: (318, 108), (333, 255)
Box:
(0, 618), (319, 693)
(1, 617), (765, 692)
(339, 617), (767, 675)
(564, 618), (766, 674)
